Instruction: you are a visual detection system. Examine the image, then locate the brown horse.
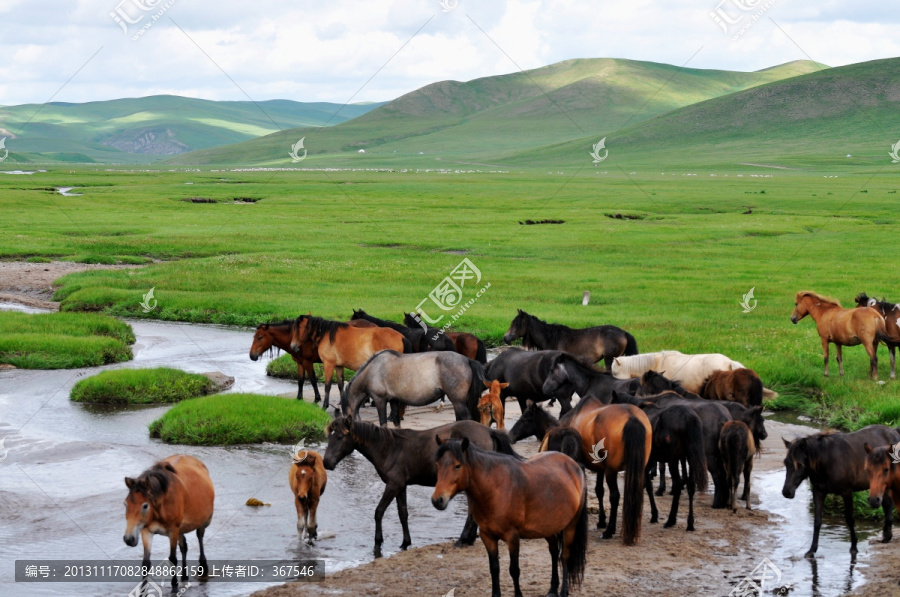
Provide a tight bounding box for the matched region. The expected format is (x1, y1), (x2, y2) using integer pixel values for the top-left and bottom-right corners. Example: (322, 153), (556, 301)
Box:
(446, 331), (488, 363)
(791, 290), (886, 379)
(864, 442), (900, 510)
(124, 455), (214, 586)
(290, 315), (410, 410)
(557, 396), (651, 545)
(433, 437), (588, 597)
(478, 380), (508, 430)
(719, 420), (756, 512)
(856, 293), (900, 379)
(699, 368), (764, 407)
(289, 448), (327, 545)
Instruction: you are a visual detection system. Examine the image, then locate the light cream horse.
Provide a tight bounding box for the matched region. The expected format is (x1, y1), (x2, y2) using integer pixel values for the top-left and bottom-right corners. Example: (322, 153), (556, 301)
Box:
(612, 351), (745, 394)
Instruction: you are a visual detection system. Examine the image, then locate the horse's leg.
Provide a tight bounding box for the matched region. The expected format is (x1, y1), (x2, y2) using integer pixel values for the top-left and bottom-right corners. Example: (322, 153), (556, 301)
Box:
(295, 359), (305, 400)
(481, 532), (502, 597)
(685, 459), (696, 532)
(843, 492), (858, 553)
(167, 530), (179, 588)
(890, 345), (897, 380)
(546, 536), (560, 597)
(866, 340), (879, 380)
(670, 460), (682, 497)
(655, 461), (666, 496)
(307, 360), (322, 403)
(307, 494), (319, 544)
(456, 511), (478, 547)
(646, 466), (658, 524)
(196, 525), (208, 577)
(373, 485), (399, 557)
(336, 366), (346, 401)
(507, 533), (522, 597)
(451, 397), (469, 422)
(375, 398), (389, 427)
(140, 528), (153, 573)
(594, 472), (607, 529)
(178, 535), (188, 581)
(806, 488), (825, 558)
(396, 486), (412, 550)
(602, 469), (620, 540)
(881, 493), (893, 543)
(665, 460), (684, 528)
(836, 344), (844, 377)
(322, 361), (335, 410)
(741, 458), (752, 504)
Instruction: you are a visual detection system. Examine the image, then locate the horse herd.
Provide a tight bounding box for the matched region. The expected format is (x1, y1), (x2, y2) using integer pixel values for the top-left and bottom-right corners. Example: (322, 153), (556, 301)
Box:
(122, 293), (900, 596)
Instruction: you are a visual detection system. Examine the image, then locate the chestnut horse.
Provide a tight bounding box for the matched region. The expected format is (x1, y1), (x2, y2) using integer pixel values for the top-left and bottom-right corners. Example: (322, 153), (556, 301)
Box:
(791, 290), (886, 379)
(124, 455), (214, 587)
(478, 380), (508, 430)
(289, 448), (327, 545)
(855, 293), (900, 379)
(699, 368), (764, 407)
(433, 438), (588, 597)
(290, 315), (410, 410)
(864, 441), (900, 510)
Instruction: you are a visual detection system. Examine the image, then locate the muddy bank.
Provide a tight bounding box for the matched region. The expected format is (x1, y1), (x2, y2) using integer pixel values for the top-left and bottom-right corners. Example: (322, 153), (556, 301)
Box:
(0, 260), (145, 308)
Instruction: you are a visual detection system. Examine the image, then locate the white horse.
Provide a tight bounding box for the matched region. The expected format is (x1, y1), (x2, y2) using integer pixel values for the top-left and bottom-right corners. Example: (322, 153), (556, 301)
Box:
(611, 351), (745, 394)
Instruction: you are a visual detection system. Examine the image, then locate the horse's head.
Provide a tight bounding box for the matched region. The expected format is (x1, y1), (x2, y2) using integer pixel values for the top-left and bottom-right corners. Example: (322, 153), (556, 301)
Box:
(503, 309), (527, 344)
(781, 436), (812, 499)
(350, 309), (365, 320)
(740, 405), (767, 450)
(249, 324), (273, 361)
(854, 293), (873, 309)
(541, 355), (572, 398)
(508, 400), (554, 443)
(864, 443), (896, 508)
(291, 451), (321, 504)
(432, 437), (471, 510)
(123, 464), (173, 547)
(323, 417), (357, 470)
(790, 294), (811, 324)
(290, 315), (311, 352)
(636, 369), (673, 396)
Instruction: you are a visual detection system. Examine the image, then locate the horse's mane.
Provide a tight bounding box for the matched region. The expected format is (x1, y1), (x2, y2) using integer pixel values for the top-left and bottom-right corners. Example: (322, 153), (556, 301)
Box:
(328, 416), (397, 446)
(132, 461), (177, 500)
(613, 353), (659, 376)
(300, 315), (349, 343)
(257, 319), (294, 329)
(517, 311), (573, 349)
(796, 291), (841, 308)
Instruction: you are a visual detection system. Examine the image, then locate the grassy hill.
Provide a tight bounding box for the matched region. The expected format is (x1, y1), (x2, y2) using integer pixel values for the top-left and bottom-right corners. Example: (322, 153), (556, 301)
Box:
(506, 57), (900, 169)
(168, 58), (824, 166)
(0, 95), (382, 164)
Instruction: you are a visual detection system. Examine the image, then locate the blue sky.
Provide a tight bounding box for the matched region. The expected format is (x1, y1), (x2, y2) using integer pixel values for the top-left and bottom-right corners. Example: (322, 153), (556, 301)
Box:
(0, 0), (897, 105)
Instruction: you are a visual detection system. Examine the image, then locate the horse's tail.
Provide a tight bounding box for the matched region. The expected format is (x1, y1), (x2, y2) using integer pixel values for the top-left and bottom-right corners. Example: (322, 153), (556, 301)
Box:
(401, 336), (413, 354)
(624, 331), (639, 356)
(685, 412), (709, 493)
(466, 359), (486, 420)
(747, 372), (763, 407)
(475, 338), (487, 364)
(621, 416), (647, 546)
(488, 429), (522, 459)
(565, 474), (589, 589)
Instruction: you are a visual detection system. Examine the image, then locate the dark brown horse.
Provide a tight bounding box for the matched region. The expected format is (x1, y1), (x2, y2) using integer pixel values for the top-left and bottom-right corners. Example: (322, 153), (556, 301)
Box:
(719, 420), (756, 512)
(699, 368), (764, 407)
(855, 293), (900, 379)
(433, 438), (587, 597)
(503, 309), (638, 369)
(322, 416), (518, 556)
(541, 352), (640, 405)
(402, 312), (486, 363)
(791, 290), (886, 379)
(782, 425), (900, 557)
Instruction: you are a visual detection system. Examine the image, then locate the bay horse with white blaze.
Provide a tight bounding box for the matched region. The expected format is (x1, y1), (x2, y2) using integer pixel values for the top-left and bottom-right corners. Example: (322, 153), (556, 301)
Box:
(433, 437), (588, 597)
(791, 290), (886, 380)
(289, 448), (327, 545)
(504, 309), (638, 369)
(124, 455), (214, 587)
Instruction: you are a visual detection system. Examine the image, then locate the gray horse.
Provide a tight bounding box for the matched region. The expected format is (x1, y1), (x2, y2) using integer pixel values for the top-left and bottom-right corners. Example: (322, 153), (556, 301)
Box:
(342, 350), (485, 425)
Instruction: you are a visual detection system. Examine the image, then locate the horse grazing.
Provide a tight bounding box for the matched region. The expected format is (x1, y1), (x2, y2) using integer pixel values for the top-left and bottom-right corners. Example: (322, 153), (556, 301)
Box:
(290, 315), (409, 410)
(124, 455), (214, 587)
(433, 438), (587, 597)
(782, 425), (900, 557)
(503, 309), (638, 369)
(791, 290), (886, 380)
(323, 416), (518, 555)
(478, 380), (508, 430)
(541, 352), (639, 405)
(343, 350), (485, 425)
(250, 320), (322, 402)
(719, 421), (756, 512)
(699, 368), (764, 406)
(613, 351), (744, 394)
(855, 293), (900, 379)
(485, 348), (575, 414)
(864, 442), (900, 510)
(289, 448), (327, 545)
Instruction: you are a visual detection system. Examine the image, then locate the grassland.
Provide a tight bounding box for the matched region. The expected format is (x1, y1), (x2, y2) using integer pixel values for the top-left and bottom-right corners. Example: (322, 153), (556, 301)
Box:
(0, 311), (134, 368)
(69, 367), (214, 404)
(266, 353), (355, 382)
(148, 393), (332, 445)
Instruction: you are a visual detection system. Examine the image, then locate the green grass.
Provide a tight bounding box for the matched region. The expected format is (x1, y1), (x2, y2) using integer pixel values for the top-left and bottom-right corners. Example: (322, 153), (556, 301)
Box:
(148, 393), (332, 445)
(70, 367), (214, 404)
(265, 353), (355, 382)
(822, 491), (893, 522)
(0, 312), (134, 368)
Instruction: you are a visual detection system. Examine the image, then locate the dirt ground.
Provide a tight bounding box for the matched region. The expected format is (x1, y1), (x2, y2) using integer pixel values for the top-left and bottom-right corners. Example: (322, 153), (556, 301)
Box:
(0, 260), (144, 309)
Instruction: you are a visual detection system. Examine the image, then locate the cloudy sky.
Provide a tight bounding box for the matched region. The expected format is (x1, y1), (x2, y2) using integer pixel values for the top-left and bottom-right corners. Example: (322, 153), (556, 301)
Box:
(0, 0), (897, 106)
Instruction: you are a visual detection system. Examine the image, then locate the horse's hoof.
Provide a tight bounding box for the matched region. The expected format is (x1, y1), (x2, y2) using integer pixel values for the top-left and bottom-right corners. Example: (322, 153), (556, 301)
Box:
(804, 550), (816, 559)
(601, 531), (615, 540)
(650, 516), (658, 524)
(400, 543), (411, 551)
(881, 535), (892, 543)
(374, 547), (383, 558)
(654, 489), (664, 496)
(454, 539), (473, 548)
(596, 521), (607, 529)
(664, 520), (676, 529)
(686, 525), (695, 532)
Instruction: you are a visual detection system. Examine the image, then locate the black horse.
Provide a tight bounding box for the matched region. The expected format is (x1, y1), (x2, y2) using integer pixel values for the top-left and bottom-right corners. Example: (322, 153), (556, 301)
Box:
(541, 352), (640, 405)
(508, 399), (563, 443)
(503, 309), (638, 369)
(323, 416), (518, 556)
(782, 425), (900, 557)
(485, 348), (573, 414)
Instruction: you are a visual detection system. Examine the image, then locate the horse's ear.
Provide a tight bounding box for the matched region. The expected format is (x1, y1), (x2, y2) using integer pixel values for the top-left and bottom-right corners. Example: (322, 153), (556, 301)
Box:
(484, 380), (492, 389)
(499, 382), (509, 389)
(864, 443), (873, 454)
(517, 308), (523, 314)
(435, 434), (443, 446)
(125, 477), (135, 490)
(782, 436), (793, 449)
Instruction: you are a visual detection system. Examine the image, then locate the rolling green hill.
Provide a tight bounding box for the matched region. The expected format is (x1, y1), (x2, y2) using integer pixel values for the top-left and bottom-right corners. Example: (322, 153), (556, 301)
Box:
(506, 57), (900, 169)
(168, 58), (824, 166)
(0, 95), (383, 164)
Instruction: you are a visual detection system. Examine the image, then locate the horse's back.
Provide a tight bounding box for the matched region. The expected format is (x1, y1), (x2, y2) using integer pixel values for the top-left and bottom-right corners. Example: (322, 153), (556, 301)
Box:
(811, 426), (900, 490)
(164, 454), (215, 529)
